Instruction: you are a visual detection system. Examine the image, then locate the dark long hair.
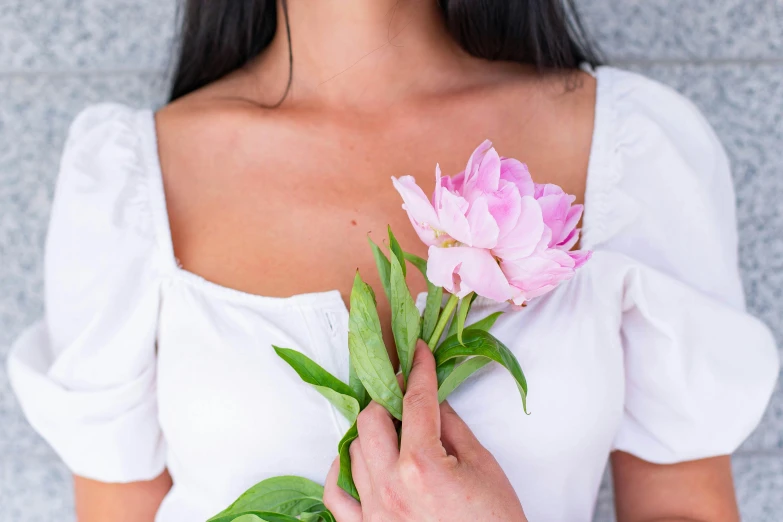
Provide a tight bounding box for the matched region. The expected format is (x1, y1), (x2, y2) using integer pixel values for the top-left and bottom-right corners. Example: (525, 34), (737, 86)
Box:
(169, 0), (602, 102)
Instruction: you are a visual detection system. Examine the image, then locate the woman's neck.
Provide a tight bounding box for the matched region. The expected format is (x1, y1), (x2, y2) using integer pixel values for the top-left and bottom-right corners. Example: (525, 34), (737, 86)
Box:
(247, 0), (468, 108)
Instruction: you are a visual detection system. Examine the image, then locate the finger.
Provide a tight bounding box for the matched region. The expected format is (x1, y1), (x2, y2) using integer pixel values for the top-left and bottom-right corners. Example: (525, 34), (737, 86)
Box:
(323, 457), (362, 522)
(355, 400), (400, 472)
(439, 400), (484, 461)
(349, 438), (373, 500)
(400, 340), (441, 456)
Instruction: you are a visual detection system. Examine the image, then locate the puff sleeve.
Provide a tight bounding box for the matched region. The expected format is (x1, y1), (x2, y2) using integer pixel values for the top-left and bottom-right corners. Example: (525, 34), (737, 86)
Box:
(7, 104), (167, 482)
(586, 68), (779, 463)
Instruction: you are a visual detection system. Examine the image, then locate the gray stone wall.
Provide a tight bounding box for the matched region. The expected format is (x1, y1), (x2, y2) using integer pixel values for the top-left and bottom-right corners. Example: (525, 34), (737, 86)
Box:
(0, 1), (780, 520)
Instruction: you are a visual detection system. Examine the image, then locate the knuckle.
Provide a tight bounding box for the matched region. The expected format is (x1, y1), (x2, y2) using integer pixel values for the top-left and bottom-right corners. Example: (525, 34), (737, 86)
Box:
(356, 404), (383, 431)
(403, 388), (429, 411)
(398, 451), (429, 483)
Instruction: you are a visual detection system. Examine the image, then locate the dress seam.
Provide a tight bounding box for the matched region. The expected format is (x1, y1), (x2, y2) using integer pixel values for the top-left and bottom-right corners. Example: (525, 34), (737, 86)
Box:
(582, 66), (620, 250)
(137, 109), (179, 277)
(295, 307), (349, 435)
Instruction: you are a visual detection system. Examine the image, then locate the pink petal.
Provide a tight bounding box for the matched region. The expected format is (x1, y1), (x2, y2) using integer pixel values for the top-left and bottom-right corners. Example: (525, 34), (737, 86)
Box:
(433, 164), (445, 208)
(569, 249), (592, 269)
(492, 196), (545, 260)
(427, 246), (512, 302)
(486, 182), (522, 240)
(392, 176), (440, 229)
(464, 146), (501, 200)
(535, 226), (553, 252)
(436, 189), (472, 245)
(465, 196), (500, 249)
(558, 227), (580, 251)
(534, 183), (565, 199)
(500, 158), (535, 197)
(464, 140), (493, 182)
(502, 249), (576, 303)
(551, 203), (583, 250)
(565, 203), (583, 228)
(442, 171), (465, 194)
(537, 194), (568, 246)
(537, 192), (579, 247)
(406, 213), (441, 247)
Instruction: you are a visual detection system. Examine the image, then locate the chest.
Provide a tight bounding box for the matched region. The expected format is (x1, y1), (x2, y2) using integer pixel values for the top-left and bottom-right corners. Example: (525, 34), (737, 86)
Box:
(162, 103), (591, 305)
(153, 259), (624, 521)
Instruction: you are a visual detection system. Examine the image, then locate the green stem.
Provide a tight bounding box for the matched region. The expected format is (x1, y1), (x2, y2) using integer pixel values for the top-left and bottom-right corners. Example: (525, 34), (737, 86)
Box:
(427, 293), (460, 350)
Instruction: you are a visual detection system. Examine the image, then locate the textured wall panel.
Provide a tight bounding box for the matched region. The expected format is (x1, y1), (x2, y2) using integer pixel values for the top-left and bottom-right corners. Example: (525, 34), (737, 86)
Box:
(0, 0), (177, 71)
(0, 455), (74, 522)
(577, 0), (783, 61)
(0, 1), (780, 521)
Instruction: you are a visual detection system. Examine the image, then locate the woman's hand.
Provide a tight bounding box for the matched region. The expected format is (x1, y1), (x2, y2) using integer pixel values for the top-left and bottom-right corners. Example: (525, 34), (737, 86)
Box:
(324, 341), (527, 521)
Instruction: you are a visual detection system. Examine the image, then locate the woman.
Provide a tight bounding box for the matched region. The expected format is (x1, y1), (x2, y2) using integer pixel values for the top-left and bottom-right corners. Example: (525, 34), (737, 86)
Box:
(7, 1), (778, 521)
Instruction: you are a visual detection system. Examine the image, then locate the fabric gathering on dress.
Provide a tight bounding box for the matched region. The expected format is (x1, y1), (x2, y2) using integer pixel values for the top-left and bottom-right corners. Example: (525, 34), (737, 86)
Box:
(7, 66), (779, 522)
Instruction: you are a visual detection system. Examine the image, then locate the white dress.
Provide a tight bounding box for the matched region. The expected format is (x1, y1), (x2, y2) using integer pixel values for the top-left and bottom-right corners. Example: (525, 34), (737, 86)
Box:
(7, 66), (779, 522)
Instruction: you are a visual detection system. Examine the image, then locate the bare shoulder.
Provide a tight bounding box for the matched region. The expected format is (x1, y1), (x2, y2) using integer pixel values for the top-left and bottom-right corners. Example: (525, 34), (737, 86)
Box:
(476, 65), (596, 200)
(533, 68), (597, 153)
(153, 74), (292, 194)
(468, 59), (596, 112)
(534, 69), (596, 201)
(463, 60), (597, 143)
(155, 86), (262, 169)
(518, 67), (597, 130)
(151, 77), (288, 247)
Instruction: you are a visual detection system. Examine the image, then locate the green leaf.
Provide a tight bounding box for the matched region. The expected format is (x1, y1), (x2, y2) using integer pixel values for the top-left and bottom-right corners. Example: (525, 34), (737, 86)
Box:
(209, 512), (300, 522)
(435, 312), (504, 384)
(434, 329), (528, 413)
(348, 359), (369, 409)
(437, 357), (492, 403)
(421, 287), (442, 342)
(436, 358), (459, 385)
(454, 292), (477, 345)
(390, 252), (420, 383)
(445, 294), (477, 340)
(347, 272), (403, 420)
(314, 387), (360, 424)
(301, 511), (336, 522)
(387, 226), (406, 277)
(428, 293), (459, 349)
(337, 422), (360, 500)
(207, 476), (325, 521)
(403, 251), (443, 342)
(466, 311), (503, 333)
(273, 347), (357, 399)
(274, 347), (361, 423)
(229, 516), (268, 522)
(226, 515), (267, 522)
(367, 236), (391, 302)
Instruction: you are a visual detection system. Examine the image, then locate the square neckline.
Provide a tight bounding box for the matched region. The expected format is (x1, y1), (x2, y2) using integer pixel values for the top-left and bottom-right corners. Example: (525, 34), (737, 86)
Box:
(137, 67), (613, 308)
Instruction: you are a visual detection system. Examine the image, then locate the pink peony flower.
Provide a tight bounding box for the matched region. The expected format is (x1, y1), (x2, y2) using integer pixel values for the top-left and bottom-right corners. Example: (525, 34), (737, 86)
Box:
(392, 140), (591, 306)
